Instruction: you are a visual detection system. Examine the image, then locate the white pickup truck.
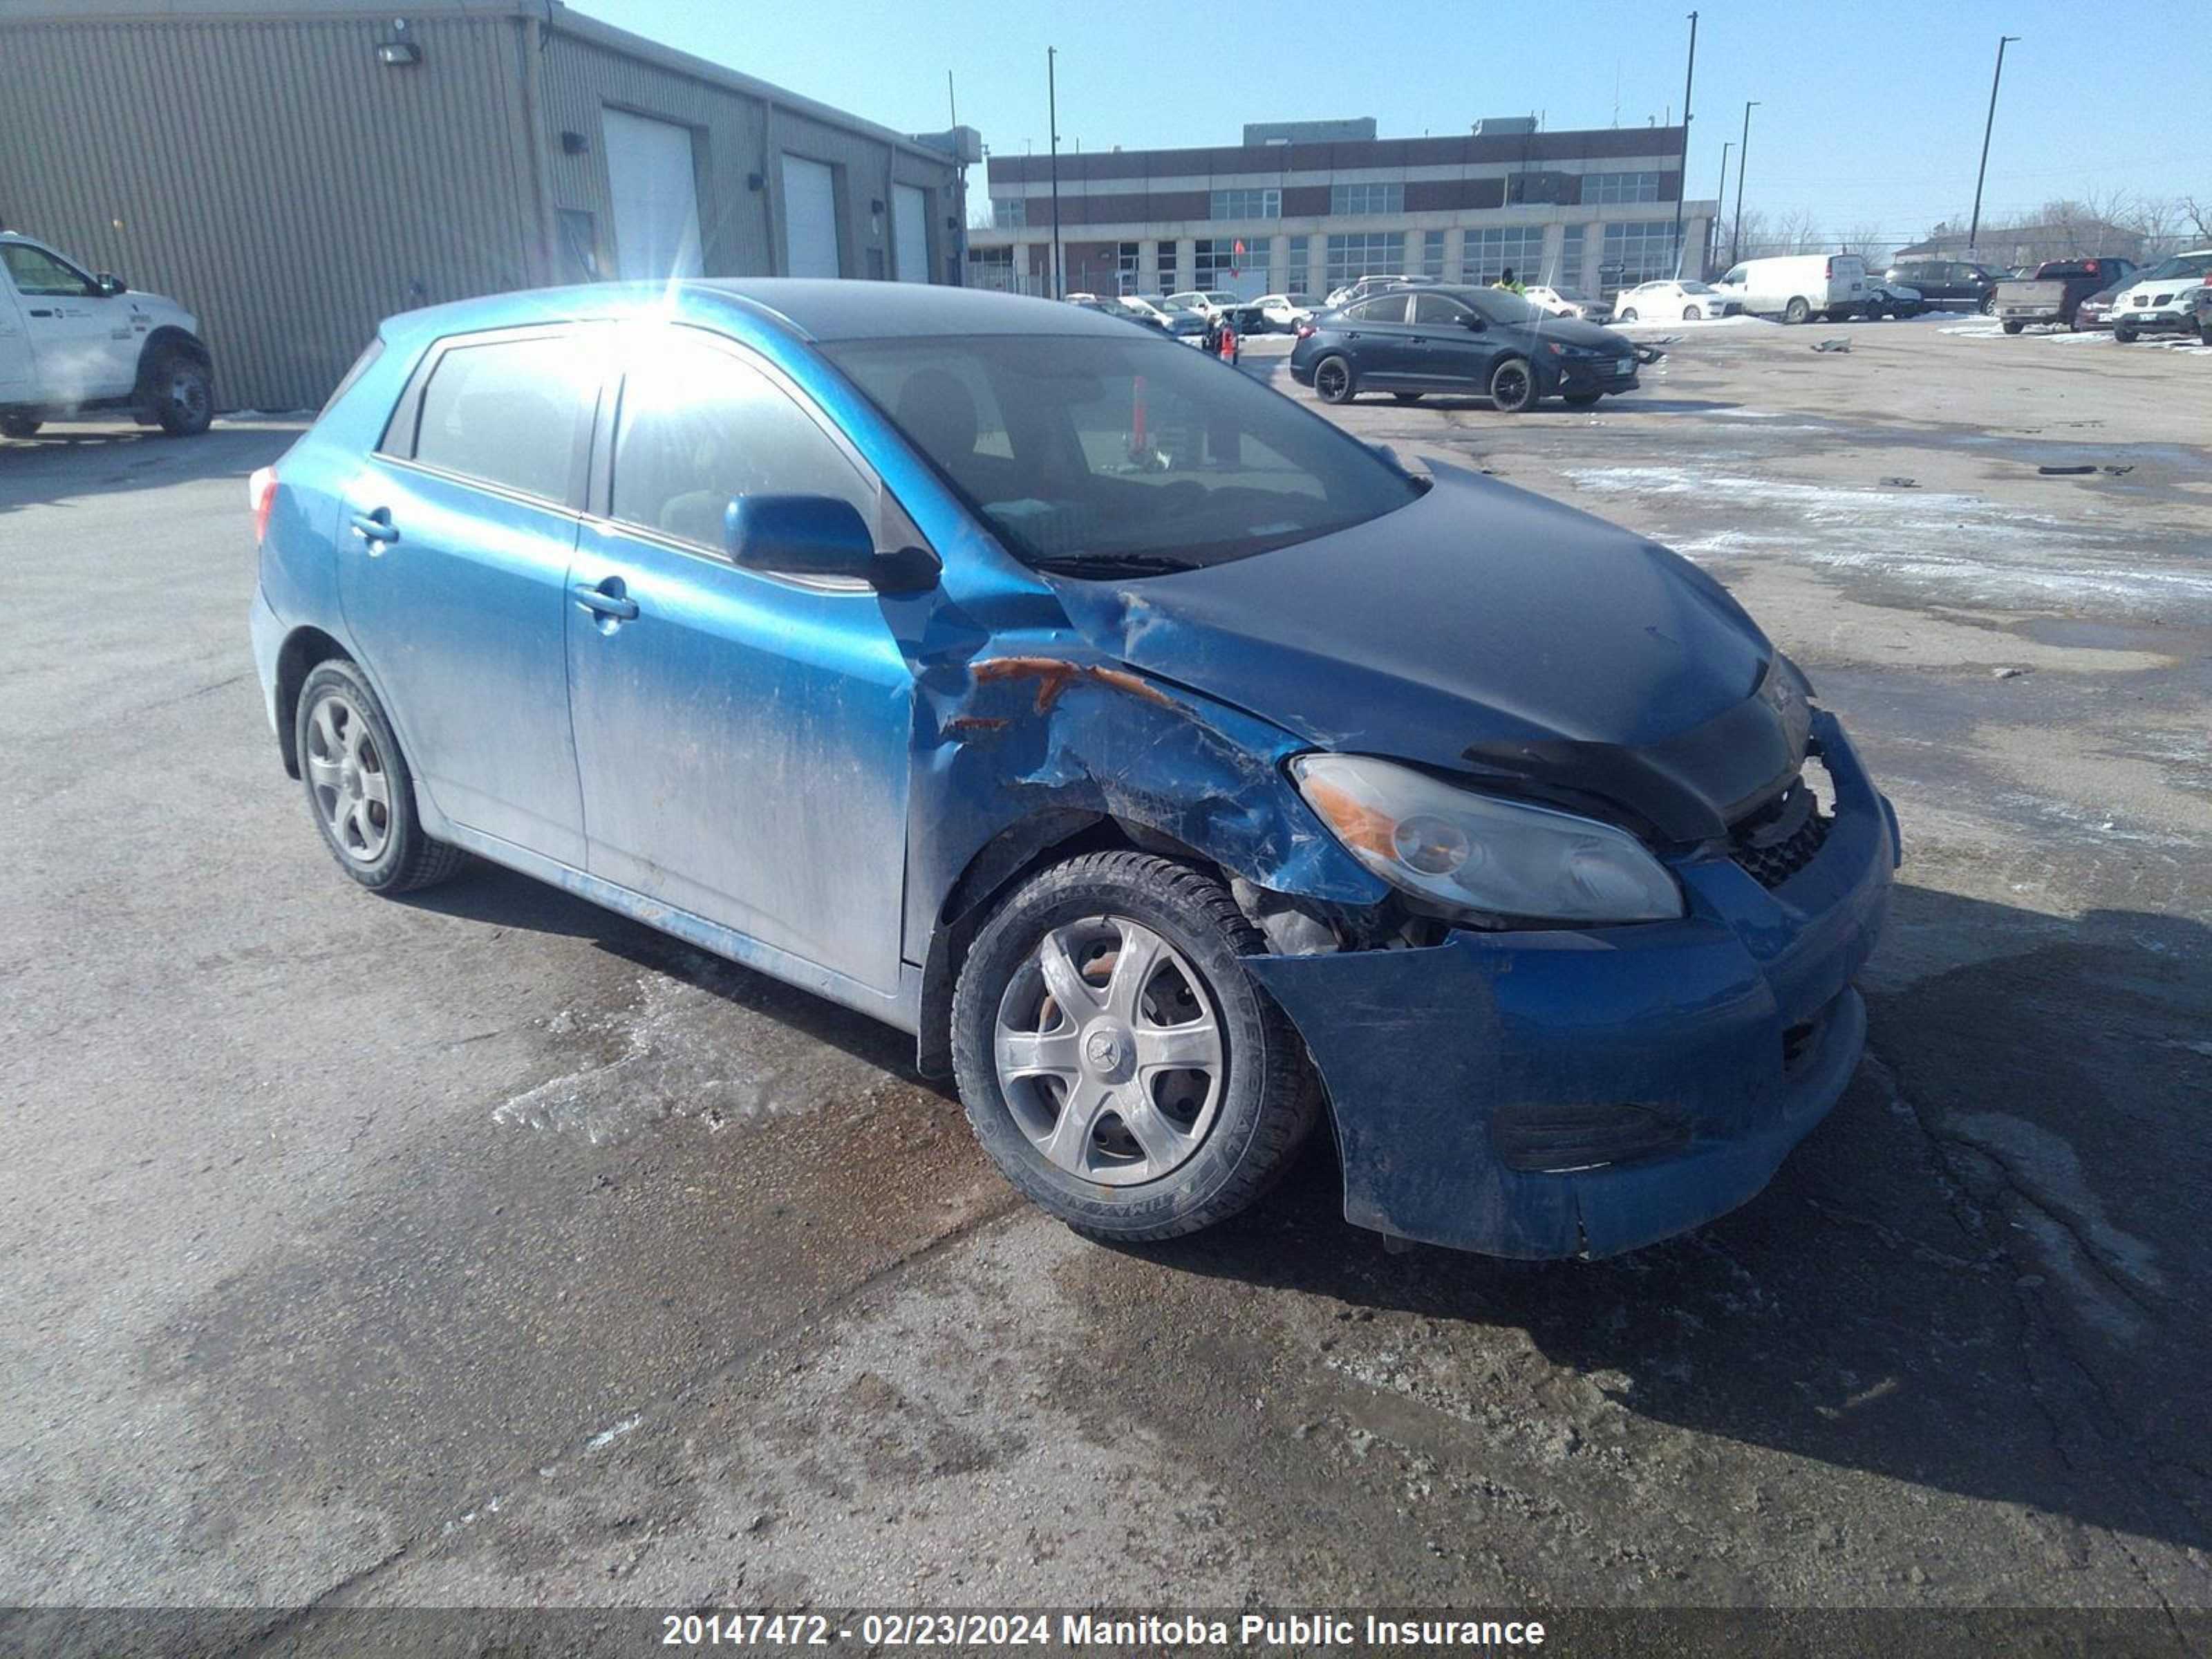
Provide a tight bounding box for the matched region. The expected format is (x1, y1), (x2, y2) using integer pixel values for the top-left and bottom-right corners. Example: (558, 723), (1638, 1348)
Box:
(0, 230), (214, 439)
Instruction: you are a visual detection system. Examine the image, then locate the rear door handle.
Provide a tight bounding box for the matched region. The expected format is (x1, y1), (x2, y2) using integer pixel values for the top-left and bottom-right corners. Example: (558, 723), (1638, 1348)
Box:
(572, 579), (639, 622)
(349, 507), (399, 545)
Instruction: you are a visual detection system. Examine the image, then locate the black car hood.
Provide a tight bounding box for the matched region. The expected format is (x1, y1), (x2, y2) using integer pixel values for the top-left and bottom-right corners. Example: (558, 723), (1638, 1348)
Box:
(1049, 464), (1799, 843)
(1513, 315), (1632, 350)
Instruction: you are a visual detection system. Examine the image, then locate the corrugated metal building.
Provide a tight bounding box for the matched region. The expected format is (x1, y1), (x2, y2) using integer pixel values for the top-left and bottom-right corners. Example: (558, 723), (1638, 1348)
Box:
(0, 0), (971, 409)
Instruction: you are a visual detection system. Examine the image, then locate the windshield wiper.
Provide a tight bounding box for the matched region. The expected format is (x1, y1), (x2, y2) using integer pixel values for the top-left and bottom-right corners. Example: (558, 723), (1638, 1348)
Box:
(1030, 551), (1200, 577)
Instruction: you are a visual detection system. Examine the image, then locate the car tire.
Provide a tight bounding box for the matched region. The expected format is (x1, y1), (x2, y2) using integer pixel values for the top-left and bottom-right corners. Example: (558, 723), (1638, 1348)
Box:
(1980, 291), (1998, 316)
(1618, 308), (1639, 323)
(2199, 321), (2212, 347)
(1682, 305), (1701, 321)
(2002, 320), (2025, 335)
(1488, 355), (1537, 414)
(1311, 353), (1356, 404)
(950, 850), (1320, 1243)
(1563, 392), (1602, 408)
(2112, 325), (2137, 344)
(147, 348), (214, 437)
(1391, 391), (1423, 404)
(1784, 298), (1810, 324)
(0, 413), (41, 439)
(294, 658), (468, 894)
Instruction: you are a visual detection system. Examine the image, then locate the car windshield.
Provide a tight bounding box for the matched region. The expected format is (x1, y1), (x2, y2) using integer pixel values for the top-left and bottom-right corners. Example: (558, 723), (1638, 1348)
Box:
(1553, 288), (1593, 303)
(1286, 294), (1314, 306)
(1465, 288), (1545, 324)
(823, 333), (1423, 574)
(2138, 252), (2212, 281)
(1678, 281), (1716, 294)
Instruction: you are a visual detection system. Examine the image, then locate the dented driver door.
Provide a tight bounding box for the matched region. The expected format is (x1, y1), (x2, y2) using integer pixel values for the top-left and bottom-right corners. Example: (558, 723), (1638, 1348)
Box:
(564, 329), (915, 1004)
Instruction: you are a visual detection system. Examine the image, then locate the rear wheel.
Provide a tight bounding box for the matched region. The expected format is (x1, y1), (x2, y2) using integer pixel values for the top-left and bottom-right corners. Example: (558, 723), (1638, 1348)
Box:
(2002, 320), (2025, 335)
(1618, 307), (1639, 322)
(950, 851), (1320, 1242)
(1980, 290), (1998, 315)
(1488, 356), (1537, 414)
(1784, 297), (1810, 324)
(1312, 353), (1356, 404)
(294, 659), (467, 894)
(0, 413), (41, 440)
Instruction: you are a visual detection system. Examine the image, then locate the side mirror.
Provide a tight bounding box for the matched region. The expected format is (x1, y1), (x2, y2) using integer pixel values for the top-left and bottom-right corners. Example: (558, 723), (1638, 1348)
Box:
(724, 494), (939, 593)
(96, 273), (126, 297)
(1463, 314), (1488, 331)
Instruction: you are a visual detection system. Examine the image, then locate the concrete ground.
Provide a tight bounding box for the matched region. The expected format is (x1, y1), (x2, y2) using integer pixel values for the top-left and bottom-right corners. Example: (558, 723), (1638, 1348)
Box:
(2, 315), (2207, 1633)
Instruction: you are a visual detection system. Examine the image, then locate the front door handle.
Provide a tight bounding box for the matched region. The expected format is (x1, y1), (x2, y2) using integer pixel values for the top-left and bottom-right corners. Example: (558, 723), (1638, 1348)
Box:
(349, 507), (400, 545)
(572, 579), (639, 622)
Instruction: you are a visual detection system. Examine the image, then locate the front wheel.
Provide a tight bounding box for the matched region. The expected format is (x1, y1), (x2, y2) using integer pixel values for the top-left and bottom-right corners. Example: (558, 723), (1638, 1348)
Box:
(2002, 320), (2025, 335)
(1683, 305), (1702, 321)
(1784, 297), (1810, 324)
(2112, 325), (2138, 344)
(294, 658), (467, 894)
(0, 413), (41, 440)
(1311, 353), (1356, 404)
(1980, 290), (1998, 315)
(950, 852), (1320, 1242)
(1618, 308), (1639, 323)
(147, 348), (214, 436)
(1488, 356), (1537, 414)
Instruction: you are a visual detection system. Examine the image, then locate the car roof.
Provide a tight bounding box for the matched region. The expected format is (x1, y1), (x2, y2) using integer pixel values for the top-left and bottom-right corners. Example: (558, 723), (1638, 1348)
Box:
(373, 279), (1143, 350)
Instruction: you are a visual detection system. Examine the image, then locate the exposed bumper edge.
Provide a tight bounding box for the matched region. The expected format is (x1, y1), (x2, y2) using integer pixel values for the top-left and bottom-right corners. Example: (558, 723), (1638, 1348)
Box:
(248, 583), (283, 740)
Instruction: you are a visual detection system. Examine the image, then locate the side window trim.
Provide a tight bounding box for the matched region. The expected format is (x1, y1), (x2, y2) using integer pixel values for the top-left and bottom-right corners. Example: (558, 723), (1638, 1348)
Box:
(375, 321), (604, 514)
(587, 322), (927, 592)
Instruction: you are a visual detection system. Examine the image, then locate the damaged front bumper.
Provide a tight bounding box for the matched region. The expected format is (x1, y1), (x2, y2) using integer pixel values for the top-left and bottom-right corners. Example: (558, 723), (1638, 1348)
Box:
(1246, 711), (1897, 1259)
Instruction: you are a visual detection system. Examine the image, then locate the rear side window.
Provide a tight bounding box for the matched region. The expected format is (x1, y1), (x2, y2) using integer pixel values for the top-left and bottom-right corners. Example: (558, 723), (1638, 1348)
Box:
(1342, 296), (1405, 322)
(409, 335), (597, 503)
(609, 334), (875, 553)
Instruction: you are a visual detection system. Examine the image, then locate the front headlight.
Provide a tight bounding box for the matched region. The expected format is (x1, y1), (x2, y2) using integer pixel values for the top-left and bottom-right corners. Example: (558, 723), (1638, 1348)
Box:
(1291, 754), (1684, 926)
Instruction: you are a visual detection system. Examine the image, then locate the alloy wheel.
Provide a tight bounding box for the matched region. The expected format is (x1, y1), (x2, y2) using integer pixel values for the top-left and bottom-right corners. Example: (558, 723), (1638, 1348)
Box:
(169, 367), (210, 427)
(1314, 357), (1349, 401)
(993, 915), (1224, 1186)
(304, 689), (393, 864)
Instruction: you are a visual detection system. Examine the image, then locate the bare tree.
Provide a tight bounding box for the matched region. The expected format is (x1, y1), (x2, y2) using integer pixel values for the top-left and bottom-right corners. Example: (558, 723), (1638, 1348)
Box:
(1836, 222), (1893, 266)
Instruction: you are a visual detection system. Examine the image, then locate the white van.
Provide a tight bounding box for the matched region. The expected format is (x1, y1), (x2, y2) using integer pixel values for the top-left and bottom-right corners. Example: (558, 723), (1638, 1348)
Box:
(1709, 254), (1868, 324)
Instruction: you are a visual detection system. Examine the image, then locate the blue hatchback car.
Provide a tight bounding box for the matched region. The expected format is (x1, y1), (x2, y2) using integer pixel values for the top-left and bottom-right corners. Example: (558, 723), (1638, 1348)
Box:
(249, 281), (1896, 1259)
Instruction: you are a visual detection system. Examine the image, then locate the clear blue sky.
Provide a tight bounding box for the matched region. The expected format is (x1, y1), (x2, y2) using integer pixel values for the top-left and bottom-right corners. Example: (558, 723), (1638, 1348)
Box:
(572, 0), (2205, 243)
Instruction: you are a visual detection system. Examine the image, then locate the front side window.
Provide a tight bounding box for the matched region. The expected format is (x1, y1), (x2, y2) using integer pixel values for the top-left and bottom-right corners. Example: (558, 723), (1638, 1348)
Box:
(1, 243), (98, 298)
(409, 335), (597, 503)
(825, 333), (1421, 574)
(1409, 292), (1471, 325)
(610, 335), (874, 552)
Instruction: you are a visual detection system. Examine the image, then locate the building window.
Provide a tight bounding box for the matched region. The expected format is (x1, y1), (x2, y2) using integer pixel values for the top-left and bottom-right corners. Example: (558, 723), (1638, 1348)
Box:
(1117, 242), (1141, 293)
(1209, 187), (1280, 221)
(1600, 221), (1678, 290)
(1583, 171), (1663, 205)
(966, 245), (1018, 292)
(1284, 234), (1308, 292)
(1329, 181), (1403, 216)
(1194, 237), (1255, 286)
(1555, 225), (1584, 286)
(1420, 229), (1445, 279)
(1464, 226), (1547, 284)
(1509, 171), (1571, 205)
(1324, 231), (1405, 285)
(991, 197), (1027, 229)
(1156, 241), (1177, 289)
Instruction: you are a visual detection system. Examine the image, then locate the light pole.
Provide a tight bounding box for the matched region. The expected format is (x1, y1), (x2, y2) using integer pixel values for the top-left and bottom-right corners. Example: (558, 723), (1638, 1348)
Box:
(1730, 100), (1759, 267)
(1967, 35), (2019, 259)
(1046, 47), (1062, 300)
(1711, 140), (1731, 276)
(1669, 11), (1698, 276)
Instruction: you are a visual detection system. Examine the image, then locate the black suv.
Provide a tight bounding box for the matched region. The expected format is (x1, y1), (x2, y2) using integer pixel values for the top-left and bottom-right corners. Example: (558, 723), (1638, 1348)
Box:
(1884, 259), (2003, 313)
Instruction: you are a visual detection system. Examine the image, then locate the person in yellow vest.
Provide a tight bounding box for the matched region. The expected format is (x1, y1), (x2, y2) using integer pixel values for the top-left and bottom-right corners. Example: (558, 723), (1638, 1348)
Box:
(1492, 265), (1526, 294)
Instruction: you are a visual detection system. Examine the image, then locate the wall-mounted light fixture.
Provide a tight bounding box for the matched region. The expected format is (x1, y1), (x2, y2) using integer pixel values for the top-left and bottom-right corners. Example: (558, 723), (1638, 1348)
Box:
(375, 40), (422, 66)
(869, 198), (885, 216)
(560, 130), (588, 155)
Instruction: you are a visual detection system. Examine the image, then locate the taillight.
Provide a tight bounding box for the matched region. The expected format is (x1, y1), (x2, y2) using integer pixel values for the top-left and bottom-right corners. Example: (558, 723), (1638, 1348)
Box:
(250, 465), (278, 546)
(1295, 323), (1316, 339)
(1824, 257), (1835, 279)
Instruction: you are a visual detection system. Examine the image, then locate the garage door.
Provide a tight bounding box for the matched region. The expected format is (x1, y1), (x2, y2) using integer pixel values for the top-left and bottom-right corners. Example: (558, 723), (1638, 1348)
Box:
(892, 184), (930, 283)
(782, 156), (841, 279)
(601, 109), (702, 281)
